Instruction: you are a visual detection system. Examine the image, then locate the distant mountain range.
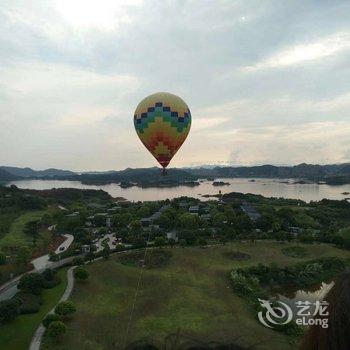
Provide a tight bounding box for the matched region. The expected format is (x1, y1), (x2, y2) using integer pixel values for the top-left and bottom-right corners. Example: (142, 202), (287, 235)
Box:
(1, 163), (350, 185)
(0, 166), (76, 178)
(0, 168), (19, 181)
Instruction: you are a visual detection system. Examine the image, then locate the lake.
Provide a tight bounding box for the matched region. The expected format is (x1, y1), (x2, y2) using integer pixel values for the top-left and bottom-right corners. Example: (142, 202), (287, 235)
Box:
(6, 178), (350, 202)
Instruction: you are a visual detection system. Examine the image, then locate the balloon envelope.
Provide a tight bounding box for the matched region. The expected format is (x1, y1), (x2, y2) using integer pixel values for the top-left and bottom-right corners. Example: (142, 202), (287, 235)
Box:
(134, 92), (191, 168)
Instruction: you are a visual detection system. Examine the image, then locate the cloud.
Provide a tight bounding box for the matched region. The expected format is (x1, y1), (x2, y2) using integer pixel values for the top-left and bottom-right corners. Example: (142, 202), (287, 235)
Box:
(0, 1), (350, 170)
(242, 32), (350, 72)
(225, 121), (350, 166)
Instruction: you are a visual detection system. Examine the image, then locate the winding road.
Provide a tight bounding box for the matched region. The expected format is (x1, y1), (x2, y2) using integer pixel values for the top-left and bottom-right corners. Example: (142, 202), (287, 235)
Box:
(0, 234), (74, 302)
(29, 266), (77, 350)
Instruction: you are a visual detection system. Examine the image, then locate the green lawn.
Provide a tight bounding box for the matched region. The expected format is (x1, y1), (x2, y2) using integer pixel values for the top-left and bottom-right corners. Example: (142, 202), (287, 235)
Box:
(0, 268), (68, 350)
(0, 210), (45, 250)
(42, 241), (350, 350)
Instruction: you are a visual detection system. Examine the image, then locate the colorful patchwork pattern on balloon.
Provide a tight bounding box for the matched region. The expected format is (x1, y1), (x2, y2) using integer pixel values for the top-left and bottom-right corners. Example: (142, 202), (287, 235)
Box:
(134, 92), (191, 168)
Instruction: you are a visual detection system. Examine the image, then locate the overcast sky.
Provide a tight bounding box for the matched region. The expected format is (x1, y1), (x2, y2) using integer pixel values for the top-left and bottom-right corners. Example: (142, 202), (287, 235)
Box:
(1, 0), (350, 171)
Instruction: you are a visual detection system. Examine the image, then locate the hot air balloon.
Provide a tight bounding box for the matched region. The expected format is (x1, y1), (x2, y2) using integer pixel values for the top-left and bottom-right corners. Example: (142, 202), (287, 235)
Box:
(134, 92), (191, 173)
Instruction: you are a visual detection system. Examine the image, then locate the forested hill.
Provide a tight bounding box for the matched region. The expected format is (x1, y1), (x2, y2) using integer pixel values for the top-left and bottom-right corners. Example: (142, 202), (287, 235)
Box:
(0, 168), (20, 181)
(64, 167), (197, 187)
(0, 166), (76, 178)
(1, 163), (350, 185)
(186, 163), (350, 184)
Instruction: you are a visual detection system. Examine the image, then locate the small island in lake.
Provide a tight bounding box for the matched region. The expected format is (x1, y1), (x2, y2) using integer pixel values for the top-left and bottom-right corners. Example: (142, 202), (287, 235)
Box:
(212, 181), (230, 186)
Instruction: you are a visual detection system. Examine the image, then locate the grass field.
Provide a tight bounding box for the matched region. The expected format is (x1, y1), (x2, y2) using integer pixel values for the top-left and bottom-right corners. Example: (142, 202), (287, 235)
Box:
(0, 210), (45, 250)
(0, 268), (68, 350)
(42, 241), (350, 350)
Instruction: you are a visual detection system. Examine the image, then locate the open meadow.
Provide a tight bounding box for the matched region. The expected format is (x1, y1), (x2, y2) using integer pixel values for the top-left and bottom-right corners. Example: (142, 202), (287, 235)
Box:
(42, 241), (350, 350)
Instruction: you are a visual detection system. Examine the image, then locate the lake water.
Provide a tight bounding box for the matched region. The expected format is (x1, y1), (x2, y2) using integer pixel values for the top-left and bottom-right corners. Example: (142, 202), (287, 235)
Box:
(7, 178), (350, 202)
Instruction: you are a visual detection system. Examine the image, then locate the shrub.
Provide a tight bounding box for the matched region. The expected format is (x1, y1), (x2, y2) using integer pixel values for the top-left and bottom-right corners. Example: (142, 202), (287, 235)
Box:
(0, 299), (20, 323)
(41, 268), (61, 289)
(55, 301), (76, 317)
(47, 321), (66, 340)
(74, 267), (89, 281)
(43, 278), (61, 289)
(230, 271), (264, 299)
(42, 268), (55, 281)
(18, 293), (42, 314)
(43, 313), (61, 328)
(18, 273), (44, 295)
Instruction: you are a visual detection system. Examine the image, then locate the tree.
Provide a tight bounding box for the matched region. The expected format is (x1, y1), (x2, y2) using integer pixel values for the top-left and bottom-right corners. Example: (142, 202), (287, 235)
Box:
(49, 252), (59, 262)
(212, 212), (226, 227)
(133, 237), (146, 248)
(16, 246), (30, 266)
(72, 256), (84, 266)
(24, 220), (39, 236)
(179, 213), (199, 230)
(18, 273), (44, 295)
(24, 220), (39, 244)
(154, 236), (165, 248)
(179, 239), (186, 248)
(98, 227), (108, 236)
(0, 299), (20, 323)
(137, 205), (150, 219)
(179, 230), (196, 245)
(102, 245), (110, 260)
(198, 238), (207, 247)
(41, 213), (52, 226)
(0, 251), (6, 265)
(168, 238), (176, 248)
(74, 267), (89, 281)
(55, 301), (76, 317)
(42, 268), (55, 281)
(47, 321), (66, 340)
(130, 220), (142, 233)
(42, 314), (61, 328)
(85, 251), (95, 262)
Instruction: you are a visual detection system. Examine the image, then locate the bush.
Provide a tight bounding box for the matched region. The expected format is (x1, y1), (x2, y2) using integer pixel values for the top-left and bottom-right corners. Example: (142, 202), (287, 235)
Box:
(74, 267), (89, 281)
(41, 269), (61, 289)
(43, 277), (61, 289)
(47, 321), (66, 340)
(55, 300), (76, 317)
(43, 313), (61, 328)
(18, 273), (44, 295)
(18, 293), (42, 314)
(0, 299), (20, 323)
(42, 268), (55, 281)
(230, 271), (264, 299)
